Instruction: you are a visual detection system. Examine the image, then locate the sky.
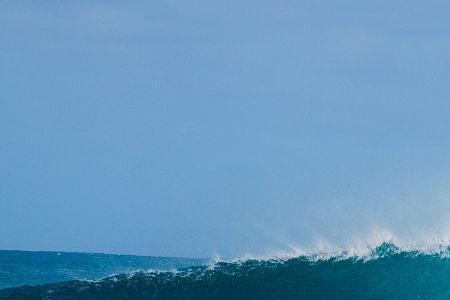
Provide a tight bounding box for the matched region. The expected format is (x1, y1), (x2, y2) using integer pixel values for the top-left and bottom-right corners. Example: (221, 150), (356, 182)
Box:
(2, 1), (450, 258)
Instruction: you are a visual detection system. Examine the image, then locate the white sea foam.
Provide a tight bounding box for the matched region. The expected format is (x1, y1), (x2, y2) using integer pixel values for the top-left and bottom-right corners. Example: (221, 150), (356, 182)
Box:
(218, 226), (450, 264)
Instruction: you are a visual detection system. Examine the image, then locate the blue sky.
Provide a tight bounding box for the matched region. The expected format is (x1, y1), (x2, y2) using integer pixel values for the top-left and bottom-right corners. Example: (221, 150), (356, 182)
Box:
(2, 1), (450, 258)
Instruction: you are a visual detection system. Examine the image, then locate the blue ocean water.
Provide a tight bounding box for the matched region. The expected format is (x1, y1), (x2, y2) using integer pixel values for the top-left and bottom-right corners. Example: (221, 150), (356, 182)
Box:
(2, 243), (450, 299)
(0, 250), (206, 290)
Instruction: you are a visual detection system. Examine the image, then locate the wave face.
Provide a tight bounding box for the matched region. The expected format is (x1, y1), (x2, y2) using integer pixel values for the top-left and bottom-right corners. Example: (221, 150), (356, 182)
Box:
(2, 243), (450, 299)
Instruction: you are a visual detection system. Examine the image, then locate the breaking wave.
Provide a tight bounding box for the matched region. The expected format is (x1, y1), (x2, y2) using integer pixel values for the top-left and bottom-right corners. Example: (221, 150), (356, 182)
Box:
(3, 241), (450, 299)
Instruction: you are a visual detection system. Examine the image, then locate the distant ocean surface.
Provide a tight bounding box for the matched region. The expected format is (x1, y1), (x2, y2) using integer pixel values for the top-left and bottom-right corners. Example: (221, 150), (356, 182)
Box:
(0, 250), (206, 290)
(3, 243), (450, 299)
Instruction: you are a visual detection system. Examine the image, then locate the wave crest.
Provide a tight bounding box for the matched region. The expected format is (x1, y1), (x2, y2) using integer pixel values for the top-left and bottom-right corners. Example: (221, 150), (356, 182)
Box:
(3, 241), (450, 299)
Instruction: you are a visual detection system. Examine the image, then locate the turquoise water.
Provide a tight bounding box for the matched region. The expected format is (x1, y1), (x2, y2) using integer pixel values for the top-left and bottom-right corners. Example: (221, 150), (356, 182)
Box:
(3, 243), (450, 299)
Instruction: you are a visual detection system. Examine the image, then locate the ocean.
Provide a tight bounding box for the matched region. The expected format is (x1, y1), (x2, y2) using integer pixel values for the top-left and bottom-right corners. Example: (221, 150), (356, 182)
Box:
(2, 243), (450, 299)
(0, 250), (206, 294)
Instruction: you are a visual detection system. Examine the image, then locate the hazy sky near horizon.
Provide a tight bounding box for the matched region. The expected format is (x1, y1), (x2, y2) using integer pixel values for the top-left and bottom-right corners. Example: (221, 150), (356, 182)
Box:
(3, 1), (450, 258)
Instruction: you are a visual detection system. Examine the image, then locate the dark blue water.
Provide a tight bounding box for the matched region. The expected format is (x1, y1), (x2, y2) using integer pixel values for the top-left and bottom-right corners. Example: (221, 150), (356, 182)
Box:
(0, 250), (206, 290)
(3, 244), (450, 299)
